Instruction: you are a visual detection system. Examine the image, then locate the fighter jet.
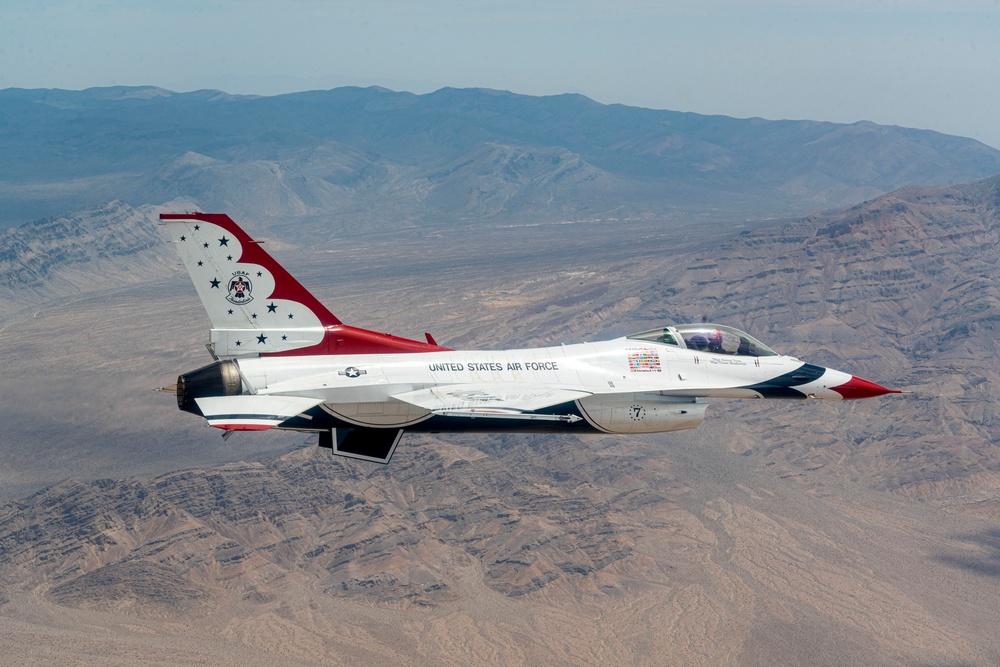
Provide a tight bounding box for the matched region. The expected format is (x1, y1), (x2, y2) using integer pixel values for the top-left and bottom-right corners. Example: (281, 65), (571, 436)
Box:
(162, 213), (901, 464)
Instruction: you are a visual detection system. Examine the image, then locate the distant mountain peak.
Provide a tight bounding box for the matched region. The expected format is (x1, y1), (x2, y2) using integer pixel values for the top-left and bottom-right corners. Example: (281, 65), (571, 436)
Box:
(2, 85), (1000, 227)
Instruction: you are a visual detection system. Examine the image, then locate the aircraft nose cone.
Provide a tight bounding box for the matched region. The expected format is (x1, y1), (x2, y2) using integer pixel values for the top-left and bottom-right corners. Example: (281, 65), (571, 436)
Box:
(831, 375), (900, 400)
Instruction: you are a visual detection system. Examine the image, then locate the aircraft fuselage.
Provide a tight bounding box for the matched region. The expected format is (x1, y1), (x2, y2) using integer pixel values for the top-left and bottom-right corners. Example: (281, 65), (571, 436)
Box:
(162, 212), (901, 464)
(182, 337), (855, 437)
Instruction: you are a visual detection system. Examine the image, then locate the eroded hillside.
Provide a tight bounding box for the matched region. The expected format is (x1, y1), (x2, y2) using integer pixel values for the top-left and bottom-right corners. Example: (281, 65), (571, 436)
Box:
(2, 176), (1000, 664)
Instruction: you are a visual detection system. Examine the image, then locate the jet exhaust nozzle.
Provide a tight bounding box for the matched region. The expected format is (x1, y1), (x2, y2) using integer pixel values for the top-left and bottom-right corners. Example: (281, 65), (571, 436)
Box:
(176, 360), (243, 416)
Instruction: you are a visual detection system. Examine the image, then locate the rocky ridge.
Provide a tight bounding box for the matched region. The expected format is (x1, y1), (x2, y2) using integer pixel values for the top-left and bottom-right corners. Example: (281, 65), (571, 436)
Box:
(646, 175), (1000, 499)
(3, 86), (1000, 228)
(2, 438), (999, 666)
(0, 200), (177, 310)
(2, 175), (1000, 663)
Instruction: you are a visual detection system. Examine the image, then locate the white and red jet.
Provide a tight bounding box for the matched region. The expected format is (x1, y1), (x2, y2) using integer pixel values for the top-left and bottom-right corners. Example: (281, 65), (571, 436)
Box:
(163, 213), (900, 463)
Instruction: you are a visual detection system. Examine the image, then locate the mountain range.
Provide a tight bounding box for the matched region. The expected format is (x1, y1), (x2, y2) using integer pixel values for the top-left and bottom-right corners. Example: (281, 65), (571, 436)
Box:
(3, 85), (1000, 230)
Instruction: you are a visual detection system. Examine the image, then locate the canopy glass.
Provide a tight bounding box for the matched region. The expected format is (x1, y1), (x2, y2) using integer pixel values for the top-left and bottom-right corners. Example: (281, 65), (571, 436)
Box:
(627, 324), (778, 357)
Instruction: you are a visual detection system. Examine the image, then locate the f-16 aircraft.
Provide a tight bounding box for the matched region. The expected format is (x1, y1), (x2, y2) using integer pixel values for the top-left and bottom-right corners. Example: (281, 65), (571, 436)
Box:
(162, 213), (901, 464)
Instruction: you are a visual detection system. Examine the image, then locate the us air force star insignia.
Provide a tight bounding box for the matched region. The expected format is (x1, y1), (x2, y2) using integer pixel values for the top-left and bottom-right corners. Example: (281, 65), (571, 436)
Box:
(339, 367), (366, 378)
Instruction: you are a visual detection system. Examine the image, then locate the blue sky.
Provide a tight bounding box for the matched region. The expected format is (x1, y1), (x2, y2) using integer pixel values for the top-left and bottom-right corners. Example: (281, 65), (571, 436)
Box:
(3, 1), (1000, 147)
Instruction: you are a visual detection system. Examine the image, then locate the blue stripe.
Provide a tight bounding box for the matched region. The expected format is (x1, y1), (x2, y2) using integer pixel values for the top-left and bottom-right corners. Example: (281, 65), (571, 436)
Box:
(742, 363), (826, 399)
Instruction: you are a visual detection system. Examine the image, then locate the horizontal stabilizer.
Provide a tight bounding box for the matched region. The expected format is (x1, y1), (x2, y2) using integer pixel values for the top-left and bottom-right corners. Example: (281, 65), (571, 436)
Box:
(392, 384), (591, 413)
(195, 395), (324, 430)
(319, 428), (403, 464)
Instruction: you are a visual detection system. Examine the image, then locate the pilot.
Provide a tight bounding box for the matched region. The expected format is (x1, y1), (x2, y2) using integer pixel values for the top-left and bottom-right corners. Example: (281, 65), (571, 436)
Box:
(707, 328), (724, 352)
(687, 333), (710, 350)
(657, 330), (678, 345)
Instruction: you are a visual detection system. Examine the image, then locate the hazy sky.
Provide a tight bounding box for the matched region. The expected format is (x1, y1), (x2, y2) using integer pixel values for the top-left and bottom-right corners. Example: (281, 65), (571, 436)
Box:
(3, 1), (999, 147)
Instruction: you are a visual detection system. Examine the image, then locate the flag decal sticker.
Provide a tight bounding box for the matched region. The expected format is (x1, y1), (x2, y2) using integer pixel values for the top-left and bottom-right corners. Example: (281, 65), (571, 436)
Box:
(628, 350), (661, 372)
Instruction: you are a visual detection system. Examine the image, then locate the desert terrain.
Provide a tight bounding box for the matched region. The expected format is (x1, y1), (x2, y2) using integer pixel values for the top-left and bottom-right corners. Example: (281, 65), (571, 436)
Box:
(1, 87), (999, 665)
(1, 178), (1000, 665)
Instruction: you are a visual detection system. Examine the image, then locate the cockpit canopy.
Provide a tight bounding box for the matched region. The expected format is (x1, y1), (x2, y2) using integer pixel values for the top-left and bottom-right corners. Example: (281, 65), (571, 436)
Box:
(627, 324), (778, 357)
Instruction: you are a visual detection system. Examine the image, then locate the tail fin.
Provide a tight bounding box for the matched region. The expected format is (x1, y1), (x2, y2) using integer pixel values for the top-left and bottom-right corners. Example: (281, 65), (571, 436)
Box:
(161, 213), (449, 357)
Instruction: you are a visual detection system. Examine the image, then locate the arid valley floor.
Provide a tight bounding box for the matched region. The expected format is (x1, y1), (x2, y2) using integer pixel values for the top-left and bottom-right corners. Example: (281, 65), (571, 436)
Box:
(2, 188), (1000, 665)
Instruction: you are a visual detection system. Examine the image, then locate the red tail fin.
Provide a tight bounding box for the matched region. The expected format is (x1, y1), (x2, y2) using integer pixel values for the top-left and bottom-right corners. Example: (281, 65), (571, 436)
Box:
(161, 212), (450, 357)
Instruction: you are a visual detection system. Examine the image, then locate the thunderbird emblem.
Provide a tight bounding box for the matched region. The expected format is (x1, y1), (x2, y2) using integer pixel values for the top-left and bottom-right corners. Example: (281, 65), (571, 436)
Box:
(226, 271), (253, 305)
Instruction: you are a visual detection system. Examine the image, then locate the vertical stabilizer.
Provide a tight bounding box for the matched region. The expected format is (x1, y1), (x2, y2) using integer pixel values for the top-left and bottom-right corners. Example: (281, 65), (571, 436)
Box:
(162, 212), (450, 357)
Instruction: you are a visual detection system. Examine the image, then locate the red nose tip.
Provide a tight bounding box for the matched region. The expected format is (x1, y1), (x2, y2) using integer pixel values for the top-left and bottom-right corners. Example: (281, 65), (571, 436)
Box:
(832, 375), (900, 400)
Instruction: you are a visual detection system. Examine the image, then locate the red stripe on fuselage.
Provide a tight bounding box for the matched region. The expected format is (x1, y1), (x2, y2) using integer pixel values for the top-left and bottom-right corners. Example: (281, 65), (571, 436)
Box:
(265, 324), (451, 356)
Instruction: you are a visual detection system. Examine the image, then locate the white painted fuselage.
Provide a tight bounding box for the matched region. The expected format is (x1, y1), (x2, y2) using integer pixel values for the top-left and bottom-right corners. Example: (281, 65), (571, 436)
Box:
(162, 212), (900, 464)
(227, 336), (852, 435)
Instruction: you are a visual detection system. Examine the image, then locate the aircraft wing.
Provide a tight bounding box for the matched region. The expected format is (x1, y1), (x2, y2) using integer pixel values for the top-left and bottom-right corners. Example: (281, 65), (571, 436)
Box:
(194, 395), (325, 431)
(392, 384), (591, 421)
